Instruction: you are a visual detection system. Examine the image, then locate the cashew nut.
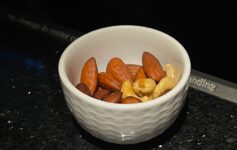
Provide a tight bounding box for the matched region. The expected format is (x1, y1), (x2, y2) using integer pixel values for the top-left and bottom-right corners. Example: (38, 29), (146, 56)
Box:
(133, 78), (156, 97)
(122, 64), (182, 101)
(121, 80), (138, 99)
(164, 64), (182, 83)
(153, 77), (176, 98)
(140, 95), (153, 102)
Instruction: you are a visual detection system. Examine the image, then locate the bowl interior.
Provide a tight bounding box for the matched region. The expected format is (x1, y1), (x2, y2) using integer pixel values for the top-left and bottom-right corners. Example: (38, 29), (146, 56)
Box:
(62, 26), (188, 86)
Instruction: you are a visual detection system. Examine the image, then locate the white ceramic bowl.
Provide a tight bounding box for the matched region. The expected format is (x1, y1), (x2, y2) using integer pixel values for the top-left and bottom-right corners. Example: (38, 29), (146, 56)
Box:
(58, 25), (191, 144)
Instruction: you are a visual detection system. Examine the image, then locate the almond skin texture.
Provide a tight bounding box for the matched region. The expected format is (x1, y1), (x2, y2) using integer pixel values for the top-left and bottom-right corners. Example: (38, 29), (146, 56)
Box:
(135, 67), (147, 80)
(121, 96), (141, 104)
(103, 92), (122, 103)
(126, 64), (141, 79)
(80, 57), (98, 94)
(142, 52), (165, 82)
(76, 82), (91, 96)
(93, 87), (111, 100)
(106, 57), (132, 84)
(98, 72), (121, 91)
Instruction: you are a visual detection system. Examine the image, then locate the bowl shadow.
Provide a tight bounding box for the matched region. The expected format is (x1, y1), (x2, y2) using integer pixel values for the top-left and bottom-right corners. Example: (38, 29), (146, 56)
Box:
(71, 101), (188, 150)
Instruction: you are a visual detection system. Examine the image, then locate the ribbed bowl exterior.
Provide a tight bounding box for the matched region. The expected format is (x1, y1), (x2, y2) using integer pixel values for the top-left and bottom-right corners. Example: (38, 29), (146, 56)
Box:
(61, 82), (188, 144)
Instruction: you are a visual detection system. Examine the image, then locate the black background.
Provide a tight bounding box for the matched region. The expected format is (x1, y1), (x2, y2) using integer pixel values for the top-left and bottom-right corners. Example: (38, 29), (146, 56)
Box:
(1, 0), (237, 83)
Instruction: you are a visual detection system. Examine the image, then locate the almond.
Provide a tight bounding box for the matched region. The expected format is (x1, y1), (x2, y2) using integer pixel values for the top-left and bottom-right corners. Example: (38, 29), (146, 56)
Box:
(103, 92), (122, 103)
(142, 52), (165, 82)
(106, 57), (132, 84)
(98, 72), (121, 91)
(135, 67), (147, 80)
(126, 64), (141, 79)
(80, 57), (98, 94)
(121, 96), (141, 104)
(76, 82), (91, 96)
(93, 86), (111, 100)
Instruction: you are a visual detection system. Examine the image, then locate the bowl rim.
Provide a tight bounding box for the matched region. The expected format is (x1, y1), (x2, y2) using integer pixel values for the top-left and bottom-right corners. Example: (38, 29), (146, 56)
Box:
(58, 25), (191, 110)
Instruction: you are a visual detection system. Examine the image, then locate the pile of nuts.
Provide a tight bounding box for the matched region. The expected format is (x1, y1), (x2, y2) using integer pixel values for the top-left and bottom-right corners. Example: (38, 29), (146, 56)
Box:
(76, 51), (182, 104)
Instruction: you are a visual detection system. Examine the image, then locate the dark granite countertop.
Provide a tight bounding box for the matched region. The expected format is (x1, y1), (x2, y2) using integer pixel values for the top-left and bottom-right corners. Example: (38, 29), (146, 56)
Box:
(1, 10), (237, 150)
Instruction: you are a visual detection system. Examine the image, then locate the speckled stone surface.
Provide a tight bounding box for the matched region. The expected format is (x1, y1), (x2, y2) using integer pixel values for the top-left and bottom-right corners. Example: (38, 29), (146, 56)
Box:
(1, 17), (237, 150)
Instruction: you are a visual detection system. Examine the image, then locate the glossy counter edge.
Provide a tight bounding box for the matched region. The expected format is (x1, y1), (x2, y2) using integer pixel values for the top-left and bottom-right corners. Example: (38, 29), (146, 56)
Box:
(189, 69), (237, 103)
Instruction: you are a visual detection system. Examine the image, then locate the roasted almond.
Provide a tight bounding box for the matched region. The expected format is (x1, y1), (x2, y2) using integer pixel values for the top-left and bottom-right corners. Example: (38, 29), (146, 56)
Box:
(76, 82), (91, 96)
(142, 52), (165, 82)
(135, 67), (147, 80)
(126, 64), (141, 79)
(121, 96), (141, 104)
(103, 92), (122, 103)
(98, 72), (121, 91)
(80, 57), (98, 94)
(93, 86), (111, 100)
(106, 57), (132, 84)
